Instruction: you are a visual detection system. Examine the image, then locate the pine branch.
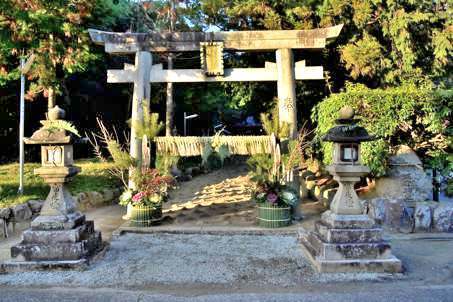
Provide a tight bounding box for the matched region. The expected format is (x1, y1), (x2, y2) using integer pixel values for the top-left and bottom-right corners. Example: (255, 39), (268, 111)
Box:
(40, 119), (80, 137)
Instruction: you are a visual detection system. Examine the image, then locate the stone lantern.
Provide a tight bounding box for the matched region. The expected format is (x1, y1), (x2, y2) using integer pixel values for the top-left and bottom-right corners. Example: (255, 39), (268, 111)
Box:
(300, 106), (402, 273)
(322, 106), (374, 215)
(5, 106), (103, 271)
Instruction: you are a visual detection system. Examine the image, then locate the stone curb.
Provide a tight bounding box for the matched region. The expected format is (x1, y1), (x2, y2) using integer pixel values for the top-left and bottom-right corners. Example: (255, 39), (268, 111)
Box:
(112, 222), (300, 239)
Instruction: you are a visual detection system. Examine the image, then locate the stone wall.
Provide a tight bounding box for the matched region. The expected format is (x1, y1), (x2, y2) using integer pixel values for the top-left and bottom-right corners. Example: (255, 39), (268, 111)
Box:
(0, 187), (121, 238)
(299, 170), (338, 206)
(74, 188), (121, 211)
(373, 145), (433, 203)
(364, 198), (453, 233)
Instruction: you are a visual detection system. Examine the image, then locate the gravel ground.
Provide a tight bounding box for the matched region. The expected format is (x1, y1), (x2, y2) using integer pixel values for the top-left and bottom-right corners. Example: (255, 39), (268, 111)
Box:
(0, 233), (387, 289)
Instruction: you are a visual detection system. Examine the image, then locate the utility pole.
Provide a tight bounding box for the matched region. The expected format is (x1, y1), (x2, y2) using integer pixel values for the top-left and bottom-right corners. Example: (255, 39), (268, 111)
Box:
(18, 54), (35, 194)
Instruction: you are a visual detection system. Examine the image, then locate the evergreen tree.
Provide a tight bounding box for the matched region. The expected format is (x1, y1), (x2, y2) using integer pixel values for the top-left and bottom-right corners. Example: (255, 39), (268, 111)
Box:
(0, 0), (130, 109)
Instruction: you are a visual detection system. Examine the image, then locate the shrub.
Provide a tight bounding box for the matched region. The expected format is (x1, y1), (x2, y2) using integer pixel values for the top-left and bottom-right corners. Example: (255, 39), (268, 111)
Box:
(312, 82), (452, 177)
(260, 102), (290, 139)
(155, 154), (179, 176)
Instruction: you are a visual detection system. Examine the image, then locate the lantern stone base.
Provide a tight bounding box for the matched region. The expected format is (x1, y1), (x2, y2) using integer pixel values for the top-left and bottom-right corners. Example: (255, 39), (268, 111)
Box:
(31, 212), (85, 230)
(1, 259), (92, 273)
(3, 213), (104, 272)
(300, 210), (403, 273)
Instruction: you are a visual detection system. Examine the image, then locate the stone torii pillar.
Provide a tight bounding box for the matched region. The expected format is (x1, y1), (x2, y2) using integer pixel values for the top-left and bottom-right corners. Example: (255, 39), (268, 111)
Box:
(276, 49), (297, 138)
(129, 51), (151, 178)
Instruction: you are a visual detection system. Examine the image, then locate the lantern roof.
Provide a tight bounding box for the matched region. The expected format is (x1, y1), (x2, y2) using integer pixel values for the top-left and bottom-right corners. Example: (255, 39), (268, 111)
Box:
(322, 106), (375, 143)
(24, 106), (80, 145)
(24, 126), (73, 145)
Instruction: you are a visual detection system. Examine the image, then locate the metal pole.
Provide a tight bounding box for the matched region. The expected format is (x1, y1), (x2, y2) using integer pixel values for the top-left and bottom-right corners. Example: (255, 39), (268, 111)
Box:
(183, 112), (187, 136)
(433, 169), (440, 202)
(18, 57), (25, 194)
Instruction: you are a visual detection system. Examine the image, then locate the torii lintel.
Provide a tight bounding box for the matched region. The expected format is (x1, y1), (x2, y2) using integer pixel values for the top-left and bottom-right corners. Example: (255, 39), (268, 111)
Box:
(88, 25), (343, 54)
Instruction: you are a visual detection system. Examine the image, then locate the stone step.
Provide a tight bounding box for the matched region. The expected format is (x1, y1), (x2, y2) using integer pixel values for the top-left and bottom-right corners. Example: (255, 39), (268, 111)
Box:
(305, 232), (393, 260)
(299, 234), (318, 258)
(1, 259), (90, 273)
(11, 231), (101, 261)
(300, 234), (402, 273)
(315, 221), (382, 243)
(314, 257), (403, 273)
(31, 212), (86, 231)
(22, 221), (95, 244)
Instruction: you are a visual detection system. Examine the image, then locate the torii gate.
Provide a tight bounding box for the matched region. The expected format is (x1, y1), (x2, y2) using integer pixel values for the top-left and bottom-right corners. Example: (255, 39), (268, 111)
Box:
(88, 25), (342, 166)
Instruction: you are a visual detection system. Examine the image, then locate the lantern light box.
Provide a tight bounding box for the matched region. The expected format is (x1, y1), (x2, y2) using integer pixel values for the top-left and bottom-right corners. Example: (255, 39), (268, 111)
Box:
(41, 145), (74, 167)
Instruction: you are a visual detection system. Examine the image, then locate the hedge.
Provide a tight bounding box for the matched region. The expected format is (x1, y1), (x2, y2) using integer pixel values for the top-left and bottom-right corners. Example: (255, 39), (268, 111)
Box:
(312, 83), (452, 177)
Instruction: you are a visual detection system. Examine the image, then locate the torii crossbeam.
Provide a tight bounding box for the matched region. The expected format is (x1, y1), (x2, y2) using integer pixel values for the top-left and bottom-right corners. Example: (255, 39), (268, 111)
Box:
(89, 26), (342, 53)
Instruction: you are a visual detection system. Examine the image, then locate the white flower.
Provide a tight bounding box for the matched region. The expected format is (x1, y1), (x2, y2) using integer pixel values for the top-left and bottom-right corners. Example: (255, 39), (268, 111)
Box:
(119, 190), (133, 203)
(256, 192), (266, 201)
(281, 190), (298, 206)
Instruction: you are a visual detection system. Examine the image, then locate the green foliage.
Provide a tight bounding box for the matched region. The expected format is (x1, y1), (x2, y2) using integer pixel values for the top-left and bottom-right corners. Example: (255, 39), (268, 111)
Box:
(320, 0), (451, 84)
(217, 144), (230, 166)
(127, 0), (202, 32)
(155, 154), (179, 176)
(221, 82), (259, 110)
(0, 159), (120, 208)
(91, 0), (132, 30)
(260, 104), (290, 139)
(40, 119), (80, 137)
(201, 143), (214, 168)
(211, 129), (231, 163)
(341, 34), (388, 80)
(247, 154), (273, 183)
(132, 106), (164, 140)
(200, 142), (224, 170)
(432, 26), (453, 73)
(281, 139), (303, 170)
(313, 82), (452, 176)
(247, 153), (299, 207)
(200, 130), (232, 169)
(200, 0), (451, 87)
(106, 140), (136, 170)
(0, 0), (128, 102)
(446, 178), (453, 197)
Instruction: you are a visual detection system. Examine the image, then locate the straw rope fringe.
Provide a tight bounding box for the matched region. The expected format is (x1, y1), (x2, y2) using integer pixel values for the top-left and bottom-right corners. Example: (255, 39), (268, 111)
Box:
(154, 136), (273, 156)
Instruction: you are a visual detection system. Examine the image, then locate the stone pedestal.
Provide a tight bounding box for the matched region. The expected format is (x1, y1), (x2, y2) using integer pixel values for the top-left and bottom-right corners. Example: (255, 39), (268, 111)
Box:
(4, 193), (103, 271)
(8, 214), (102, 266)
(300, 210), (402, 273)
(3, 208), (104, 272)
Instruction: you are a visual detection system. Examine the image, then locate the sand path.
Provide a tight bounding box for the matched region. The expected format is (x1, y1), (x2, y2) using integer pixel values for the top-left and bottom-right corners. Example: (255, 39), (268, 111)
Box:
(162, 164), (256, 226)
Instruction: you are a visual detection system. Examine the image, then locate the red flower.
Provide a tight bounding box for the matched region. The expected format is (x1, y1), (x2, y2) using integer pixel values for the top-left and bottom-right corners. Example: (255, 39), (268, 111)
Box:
(132, 191), (146, 203)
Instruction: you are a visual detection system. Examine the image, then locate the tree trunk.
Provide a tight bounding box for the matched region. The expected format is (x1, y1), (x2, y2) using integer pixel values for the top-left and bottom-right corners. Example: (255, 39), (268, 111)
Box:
(47, 87), (56, 110)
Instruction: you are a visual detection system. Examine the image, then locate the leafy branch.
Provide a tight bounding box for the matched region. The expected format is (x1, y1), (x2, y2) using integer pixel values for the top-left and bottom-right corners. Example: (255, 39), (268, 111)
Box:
(40, 119), (80, 137)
